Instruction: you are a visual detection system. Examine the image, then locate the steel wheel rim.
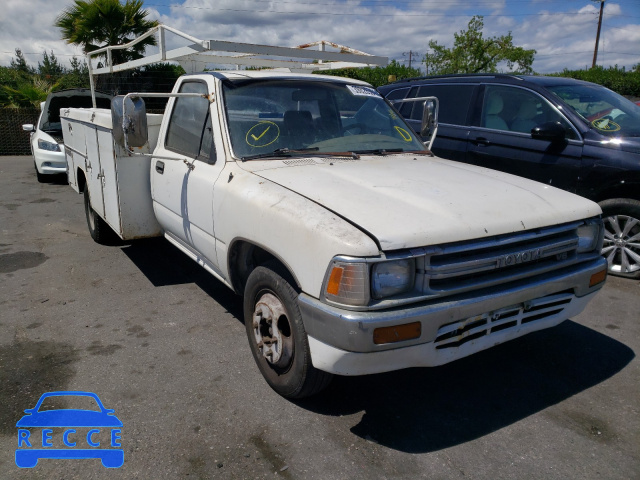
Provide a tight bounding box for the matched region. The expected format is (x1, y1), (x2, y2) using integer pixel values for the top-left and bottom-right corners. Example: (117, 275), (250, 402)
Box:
(602, 214), (640, 275)
(252, 292), (293, 369)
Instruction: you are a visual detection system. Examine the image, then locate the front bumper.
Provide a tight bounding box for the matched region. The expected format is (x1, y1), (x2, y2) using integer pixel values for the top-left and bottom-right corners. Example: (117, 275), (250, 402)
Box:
(34, 147), (66, 175)
(299, 256), (607, 375)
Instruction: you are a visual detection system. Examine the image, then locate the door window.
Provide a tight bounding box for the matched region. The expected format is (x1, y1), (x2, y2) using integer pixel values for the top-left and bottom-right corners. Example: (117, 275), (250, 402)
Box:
(166, 82), (215, 159)
(480, 85), (578, 139)
(417, 85), (475, 125)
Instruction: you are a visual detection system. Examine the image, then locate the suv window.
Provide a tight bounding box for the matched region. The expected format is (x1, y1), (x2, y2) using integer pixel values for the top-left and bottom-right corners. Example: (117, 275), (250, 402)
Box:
(166, 81), (214, 158)
(417, 85), (474, 125)
(479, 85), (578, 139)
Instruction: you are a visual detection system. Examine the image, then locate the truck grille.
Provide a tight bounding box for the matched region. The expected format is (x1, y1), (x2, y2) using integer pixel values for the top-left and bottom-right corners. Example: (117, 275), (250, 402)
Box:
(420, 222), (583, 298)
(434, 291), (574, 349)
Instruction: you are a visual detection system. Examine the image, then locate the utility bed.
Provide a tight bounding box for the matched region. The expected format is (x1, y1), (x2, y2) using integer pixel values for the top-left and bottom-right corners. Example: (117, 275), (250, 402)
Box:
(61, 108), (164, 240)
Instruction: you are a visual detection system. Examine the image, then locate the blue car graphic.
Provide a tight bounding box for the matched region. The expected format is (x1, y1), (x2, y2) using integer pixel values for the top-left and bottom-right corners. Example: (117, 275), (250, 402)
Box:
(16, 391), (123, 468)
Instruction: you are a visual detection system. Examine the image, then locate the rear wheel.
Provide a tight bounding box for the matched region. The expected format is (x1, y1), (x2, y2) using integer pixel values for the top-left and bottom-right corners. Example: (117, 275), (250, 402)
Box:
(244, 263), (332, 398)
(83, 185), (115, 245)
(599, 198), (640, 279)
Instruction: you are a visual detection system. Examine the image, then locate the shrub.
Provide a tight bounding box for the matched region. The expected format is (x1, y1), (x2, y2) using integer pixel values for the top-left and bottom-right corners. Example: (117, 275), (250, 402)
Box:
(549, 66), (640, 97)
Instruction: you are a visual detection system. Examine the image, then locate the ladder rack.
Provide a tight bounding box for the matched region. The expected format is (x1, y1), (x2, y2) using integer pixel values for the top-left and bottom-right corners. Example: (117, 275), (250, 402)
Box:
(86, 24), (387, 104)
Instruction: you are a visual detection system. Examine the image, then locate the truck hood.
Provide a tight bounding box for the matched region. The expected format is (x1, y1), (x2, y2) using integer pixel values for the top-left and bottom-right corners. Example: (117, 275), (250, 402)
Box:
(242, 155), (602, 251)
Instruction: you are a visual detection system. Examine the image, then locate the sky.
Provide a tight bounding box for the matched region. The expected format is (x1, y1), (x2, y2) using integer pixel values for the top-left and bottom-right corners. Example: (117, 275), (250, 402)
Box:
(0, 0), (639, 74)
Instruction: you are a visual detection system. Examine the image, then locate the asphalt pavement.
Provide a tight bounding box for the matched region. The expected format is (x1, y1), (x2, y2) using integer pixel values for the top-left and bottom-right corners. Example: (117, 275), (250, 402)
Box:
(0, 155), (638, 479)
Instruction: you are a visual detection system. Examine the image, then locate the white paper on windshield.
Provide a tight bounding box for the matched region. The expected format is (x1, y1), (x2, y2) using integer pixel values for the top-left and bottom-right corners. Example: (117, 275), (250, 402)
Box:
(346, 85), (381, 98)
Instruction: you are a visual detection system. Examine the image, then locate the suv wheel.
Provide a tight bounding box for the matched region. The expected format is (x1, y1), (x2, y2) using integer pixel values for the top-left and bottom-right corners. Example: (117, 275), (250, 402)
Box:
(600, 198), (640, 279)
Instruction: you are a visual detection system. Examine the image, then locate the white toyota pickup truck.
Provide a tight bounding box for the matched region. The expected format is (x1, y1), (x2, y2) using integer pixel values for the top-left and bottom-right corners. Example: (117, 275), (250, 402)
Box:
(60, 31), (608, 398)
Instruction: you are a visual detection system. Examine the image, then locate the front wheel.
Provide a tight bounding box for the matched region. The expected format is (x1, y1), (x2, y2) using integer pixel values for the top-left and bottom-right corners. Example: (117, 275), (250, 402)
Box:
(34, 162), (46, 183)
(244, 264), (332, 398)
(599, 198), (640, 279)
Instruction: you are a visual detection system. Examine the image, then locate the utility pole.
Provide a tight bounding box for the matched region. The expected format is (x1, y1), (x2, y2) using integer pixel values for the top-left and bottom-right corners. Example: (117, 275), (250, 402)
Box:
(403, 51), (414, 69)
(592, 0), (605, 68)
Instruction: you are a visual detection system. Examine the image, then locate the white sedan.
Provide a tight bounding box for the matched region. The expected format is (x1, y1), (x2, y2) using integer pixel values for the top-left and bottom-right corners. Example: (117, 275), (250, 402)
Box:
(23, 89), (111, 182)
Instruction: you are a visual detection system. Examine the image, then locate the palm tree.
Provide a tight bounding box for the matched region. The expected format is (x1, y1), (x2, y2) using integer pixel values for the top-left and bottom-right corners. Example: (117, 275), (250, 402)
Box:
(55, 0), (159, 66)
(1, 78), (58, 108)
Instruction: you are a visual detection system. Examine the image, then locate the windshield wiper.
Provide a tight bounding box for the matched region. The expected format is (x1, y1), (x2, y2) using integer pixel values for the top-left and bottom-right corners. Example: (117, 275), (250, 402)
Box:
(241, 147), (319, 161)
(349, 148), (404, 156)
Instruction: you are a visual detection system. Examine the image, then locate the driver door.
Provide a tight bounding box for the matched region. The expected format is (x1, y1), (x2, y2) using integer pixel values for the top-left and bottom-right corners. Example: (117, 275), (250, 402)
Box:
(151, 79), (225, 270)
(466, 85), (584, 193)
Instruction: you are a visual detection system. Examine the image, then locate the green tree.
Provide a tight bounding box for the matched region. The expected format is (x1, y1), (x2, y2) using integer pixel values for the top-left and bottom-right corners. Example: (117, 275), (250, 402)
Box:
(38, 50), (65, 79)
(319, 60), (422, 88)
(425, 16), (536, 75)
(69, 55), (90, 76)
(55, 0), (159, 66)
(56, 56), (92, 90)
(10, 49), (34, 74)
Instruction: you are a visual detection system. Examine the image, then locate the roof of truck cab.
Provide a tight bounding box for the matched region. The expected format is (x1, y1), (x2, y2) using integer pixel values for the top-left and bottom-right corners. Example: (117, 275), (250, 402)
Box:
(184, 70), (372, 85)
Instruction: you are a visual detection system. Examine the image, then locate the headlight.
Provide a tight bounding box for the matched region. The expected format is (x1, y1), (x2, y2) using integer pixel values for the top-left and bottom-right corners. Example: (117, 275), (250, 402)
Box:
(323, 256), (417, 307)
(371, 259), (415, 299)
(38, 139), (61, 152)
(577, 222), (601, 252)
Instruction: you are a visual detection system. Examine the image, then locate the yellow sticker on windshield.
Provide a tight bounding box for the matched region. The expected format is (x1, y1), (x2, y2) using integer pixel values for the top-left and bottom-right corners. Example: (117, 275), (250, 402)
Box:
(394, 126), (413, 142)
(592, 118), (621, 132)
(246, 121), (280, 147)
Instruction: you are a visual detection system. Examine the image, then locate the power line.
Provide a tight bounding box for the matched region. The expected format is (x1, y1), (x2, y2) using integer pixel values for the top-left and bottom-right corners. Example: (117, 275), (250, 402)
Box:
(536, 50), (639, 57)
(148, 0), (640, 7)
(145, 3), (635, 18)
(1, 51), (82, 57)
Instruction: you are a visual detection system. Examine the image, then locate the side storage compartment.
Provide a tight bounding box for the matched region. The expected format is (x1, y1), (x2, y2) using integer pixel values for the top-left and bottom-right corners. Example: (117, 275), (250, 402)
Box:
(60, 108), (163, 241)
(61, 111), (88, 194)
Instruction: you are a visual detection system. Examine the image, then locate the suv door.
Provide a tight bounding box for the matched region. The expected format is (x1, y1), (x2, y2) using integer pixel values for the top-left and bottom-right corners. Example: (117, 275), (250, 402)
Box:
(466, 84), (583, 192)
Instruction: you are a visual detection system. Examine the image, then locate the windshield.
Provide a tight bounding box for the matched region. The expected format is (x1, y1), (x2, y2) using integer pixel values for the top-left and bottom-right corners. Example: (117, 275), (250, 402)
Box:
(222, 80), (427, 158)
(547, 83), (640, 137)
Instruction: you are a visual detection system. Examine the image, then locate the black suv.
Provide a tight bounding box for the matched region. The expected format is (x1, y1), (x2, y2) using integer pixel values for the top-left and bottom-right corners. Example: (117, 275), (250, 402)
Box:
(379, 74), (640, 278)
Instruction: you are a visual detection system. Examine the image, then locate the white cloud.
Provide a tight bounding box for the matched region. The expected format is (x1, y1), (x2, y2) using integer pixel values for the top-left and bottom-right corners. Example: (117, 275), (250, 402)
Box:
(0, 0), (638, 74)
(0, 0), (83, 67)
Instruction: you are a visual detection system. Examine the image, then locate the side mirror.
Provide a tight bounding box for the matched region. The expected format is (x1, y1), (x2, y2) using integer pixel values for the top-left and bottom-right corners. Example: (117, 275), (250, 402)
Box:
(22, 124), (35, 132)
(420, 96), (439, 150)
(111, 95), (148, 148)
(531, 121), (566, 143)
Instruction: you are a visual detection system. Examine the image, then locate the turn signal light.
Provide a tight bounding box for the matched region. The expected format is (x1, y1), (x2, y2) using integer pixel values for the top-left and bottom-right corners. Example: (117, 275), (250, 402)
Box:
(373, 322), (421, 345)
(589, 269), (607, 287)
(326, 266), (344, 295)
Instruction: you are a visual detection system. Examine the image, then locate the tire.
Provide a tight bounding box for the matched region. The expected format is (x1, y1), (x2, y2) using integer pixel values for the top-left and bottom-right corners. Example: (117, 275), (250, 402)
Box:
(243, 263), (332, 399)
(599, 198), (640, 279)
(83, 185), (115, 245)
(34, 162), (46, 183)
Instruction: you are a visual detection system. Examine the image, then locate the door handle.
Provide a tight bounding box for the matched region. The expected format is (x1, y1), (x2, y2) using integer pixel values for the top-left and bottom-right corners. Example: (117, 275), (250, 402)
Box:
(155, 161), (165, 174)
(472, 137), (490, 146)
